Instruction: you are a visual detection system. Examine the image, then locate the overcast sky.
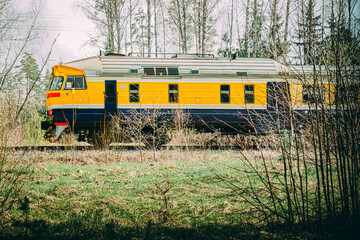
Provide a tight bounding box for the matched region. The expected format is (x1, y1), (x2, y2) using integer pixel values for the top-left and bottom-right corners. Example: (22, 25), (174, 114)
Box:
(37, 0), (360, 66)
(41, 0), (97, 65)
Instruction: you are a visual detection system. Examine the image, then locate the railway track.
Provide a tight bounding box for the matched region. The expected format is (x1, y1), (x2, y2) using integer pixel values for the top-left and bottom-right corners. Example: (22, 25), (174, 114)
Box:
(6, 143), (246, 151)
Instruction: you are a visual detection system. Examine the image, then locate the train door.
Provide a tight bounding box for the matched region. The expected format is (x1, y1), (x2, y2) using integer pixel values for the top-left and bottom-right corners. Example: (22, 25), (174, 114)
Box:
(266, 82), (289, 112)
(105, 80), (117, 119)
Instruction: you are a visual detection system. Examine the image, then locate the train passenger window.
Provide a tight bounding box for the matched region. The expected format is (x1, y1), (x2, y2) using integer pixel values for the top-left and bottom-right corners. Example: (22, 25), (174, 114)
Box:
(303, 85), (326, 104)
(169, 84), (179, 103)
(245, 85), (255, 104)
(64, 76), (86, 90)
(49, 76), (64, 90)
(129, 84), (140, 103)
(168, 68), (179, 75)
(144, 68), (155, 75)
(156, 68), (167, 76)
(221, 85), (230, 103)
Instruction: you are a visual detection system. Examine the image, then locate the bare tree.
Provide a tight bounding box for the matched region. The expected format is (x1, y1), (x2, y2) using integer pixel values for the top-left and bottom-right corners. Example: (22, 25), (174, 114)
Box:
(167, 0), (192, 53)
(253, 0), (258, 57)
(80, 0), (128, 53)
(0, 0), (55, 222)
(0, 1), (42, 92)
(146, 0), (152, 56)
(215, 0), (360, 227)
(244, 0), (250, 57)
(154, 0), (159, 56)
(195, 0), (221, 54)
(283, 0), (292, 62)
(128, 0), (139, 54)
(269, 0), (279, 60)
(159, 0), (168, 55)
(229, 0), (234, 53)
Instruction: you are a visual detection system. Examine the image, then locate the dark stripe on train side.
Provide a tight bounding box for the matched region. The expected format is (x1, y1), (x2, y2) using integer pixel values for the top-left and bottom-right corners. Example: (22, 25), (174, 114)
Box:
(51, 108), (307, 132)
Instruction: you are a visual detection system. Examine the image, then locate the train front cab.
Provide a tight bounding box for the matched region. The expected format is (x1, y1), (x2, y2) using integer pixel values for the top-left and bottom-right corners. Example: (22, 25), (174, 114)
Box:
(44, 65), (89, 140)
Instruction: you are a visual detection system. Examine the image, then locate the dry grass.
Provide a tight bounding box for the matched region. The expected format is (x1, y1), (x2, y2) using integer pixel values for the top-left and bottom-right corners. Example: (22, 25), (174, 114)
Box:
(31, 149), (224, 165)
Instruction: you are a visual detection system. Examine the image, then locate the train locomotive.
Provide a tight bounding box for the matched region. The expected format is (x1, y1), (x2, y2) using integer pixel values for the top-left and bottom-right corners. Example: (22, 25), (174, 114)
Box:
(42, 53), (331, 142)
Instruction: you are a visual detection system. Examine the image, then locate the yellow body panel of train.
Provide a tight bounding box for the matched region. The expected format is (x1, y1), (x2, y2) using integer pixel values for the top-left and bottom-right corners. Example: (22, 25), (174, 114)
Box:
(48, 78), (314, 108)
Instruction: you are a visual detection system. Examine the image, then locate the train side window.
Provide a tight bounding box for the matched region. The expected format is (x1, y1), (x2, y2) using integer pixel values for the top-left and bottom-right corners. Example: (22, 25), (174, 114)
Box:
(75, 76), (86, 89)
(169, 84), (179, 103)
(156, 68), (167, 76)
(168, 68), (179, 75)
(303, 85), (326, 104)
(49, 76), (64, 90)
(244, 85), (255, 104)
(220, 85), (230, 103)
(129, 84), (140, 103)
(64, 76), (86, 90)
(144, 68), (155, 75)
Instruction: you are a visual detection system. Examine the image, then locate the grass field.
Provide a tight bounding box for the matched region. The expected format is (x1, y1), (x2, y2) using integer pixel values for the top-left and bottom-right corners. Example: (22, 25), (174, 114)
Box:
(0, 149), (349, 239)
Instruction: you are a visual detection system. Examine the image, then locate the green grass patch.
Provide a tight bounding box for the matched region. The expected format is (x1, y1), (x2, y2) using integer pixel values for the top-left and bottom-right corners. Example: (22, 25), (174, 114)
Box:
(0, 150), (348, 239)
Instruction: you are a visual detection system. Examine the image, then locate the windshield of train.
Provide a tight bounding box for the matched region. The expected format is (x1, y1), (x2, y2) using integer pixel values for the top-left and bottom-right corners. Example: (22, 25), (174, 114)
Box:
(49, 76), (64, 90)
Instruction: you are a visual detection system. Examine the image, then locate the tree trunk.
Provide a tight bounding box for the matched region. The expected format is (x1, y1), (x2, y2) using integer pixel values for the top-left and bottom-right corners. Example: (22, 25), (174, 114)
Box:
(194, 0), (198, 53)
(229, 0), (234, 54)
(269, 0), (278, 61)
(116, 14), (121, 53)
(162, 1), (166, 56)
(283, 0), (291, 63)
(244, 0), (250, 57)
(253, 0), (258, 57)
(154, 0), (158, 57)
(147, 0), (151, 57)
(348, 0), (352, 31)
(141, 17), (145, 57)
(106, 0), (114, 52)
(201, 0), (207, 54)
(182, 0), (187, 52)
(175, 0), (183, 52)
(129, 0), (133, 54)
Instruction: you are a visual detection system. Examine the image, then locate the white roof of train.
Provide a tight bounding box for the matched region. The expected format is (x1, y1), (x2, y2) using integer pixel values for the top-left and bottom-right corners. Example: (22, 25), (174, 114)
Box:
(64, 54), (288, 77)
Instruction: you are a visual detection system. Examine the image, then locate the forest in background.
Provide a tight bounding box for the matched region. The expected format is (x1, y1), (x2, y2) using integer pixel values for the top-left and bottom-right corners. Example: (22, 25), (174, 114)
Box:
(0, 0), (359, 113)
(79, 0), (359, 64)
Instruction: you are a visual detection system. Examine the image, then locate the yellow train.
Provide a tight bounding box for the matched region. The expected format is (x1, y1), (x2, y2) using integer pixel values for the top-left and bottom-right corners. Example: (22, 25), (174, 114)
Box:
(42, 53), (336, 141)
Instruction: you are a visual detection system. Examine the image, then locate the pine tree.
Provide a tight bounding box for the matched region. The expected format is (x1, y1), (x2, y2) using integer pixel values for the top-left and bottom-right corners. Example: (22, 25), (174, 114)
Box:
(134, 7), (146, 55)
(19, 52), (40, 104)
(268, 0), (284, 61)
(295, 0), (322, 65)
(249, 0), (267, 58)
